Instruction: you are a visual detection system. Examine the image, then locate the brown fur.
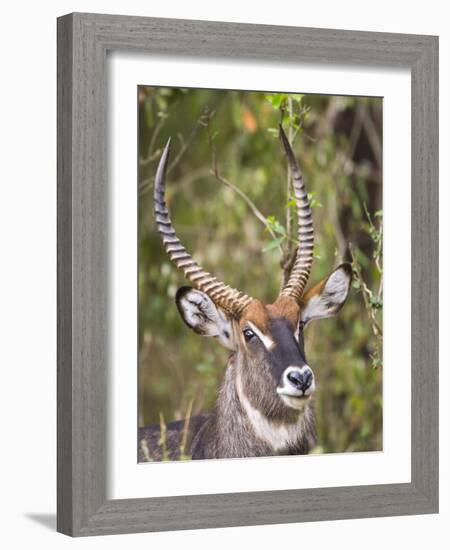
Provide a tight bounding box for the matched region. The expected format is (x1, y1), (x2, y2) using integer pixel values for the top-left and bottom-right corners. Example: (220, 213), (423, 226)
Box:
(239, 300), (269, 332)
(140, 301), (316, 461)
(268, 296), (300, 328)
(300, 278), (327, 306)
(139, 354), (316, 461)
(139, 264), (351, 461)
(239, 296), (300, 337)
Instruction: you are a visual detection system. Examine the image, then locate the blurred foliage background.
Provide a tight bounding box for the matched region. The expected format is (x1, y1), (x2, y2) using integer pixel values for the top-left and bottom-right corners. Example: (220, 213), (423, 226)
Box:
(138, 87), (383, 454)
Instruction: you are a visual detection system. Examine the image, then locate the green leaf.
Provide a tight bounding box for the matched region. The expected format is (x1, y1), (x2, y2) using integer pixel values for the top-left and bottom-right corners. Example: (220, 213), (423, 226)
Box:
(266, 216), (286, 235)
(307, 192), (323, 209)
(266, 127), (278, 135)
(262, 237), (284, 252)
(369, 296), (383, 309)
(291, 93), (304, 104)
(265, 93), (288, 109)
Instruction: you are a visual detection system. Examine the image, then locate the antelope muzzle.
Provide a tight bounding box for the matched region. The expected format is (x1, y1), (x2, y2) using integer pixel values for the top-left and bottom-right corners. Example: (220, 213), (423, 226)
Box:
(277, 365), (316, 400)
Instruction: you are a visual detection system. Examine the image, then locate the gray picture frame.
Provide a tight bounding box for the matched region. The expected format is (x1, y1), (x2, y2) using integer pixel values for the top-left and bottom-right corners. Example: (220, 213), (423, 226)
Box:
(57, 12), (439, 537)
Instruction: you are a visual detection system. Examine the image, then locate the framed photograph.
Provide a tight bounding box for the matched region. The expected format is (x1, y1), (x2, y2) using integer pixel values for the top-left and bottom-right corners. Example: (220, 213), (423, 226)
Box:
(57, 13), (438, 536)
(137, 88), (383, 464)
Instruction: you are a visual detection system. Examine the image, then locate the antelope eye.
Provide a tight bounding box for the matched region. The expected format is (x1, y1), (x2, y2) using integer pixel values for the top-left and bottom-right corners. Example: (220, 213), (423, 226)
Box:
(243, 328), (255, 341)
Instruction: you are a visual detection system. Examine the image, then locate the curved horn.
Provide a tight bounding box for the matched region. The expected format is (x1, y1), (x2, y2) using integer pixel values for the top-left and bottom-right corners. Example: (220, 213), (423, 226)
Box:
(153, 139), (253, 318)
(278, 126), (314, 302)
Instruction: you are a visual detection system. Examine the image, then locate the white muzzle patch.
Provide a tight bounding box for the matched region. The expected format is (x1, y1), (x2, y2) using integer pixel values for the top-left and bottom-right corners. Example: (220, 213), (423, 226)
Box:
(277, 365), (316, 398)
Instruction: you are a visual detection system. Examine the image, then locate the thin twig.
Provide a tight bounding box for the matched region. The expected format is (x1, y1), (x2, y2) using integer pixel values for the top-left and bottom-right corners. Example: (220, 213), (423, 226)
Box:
(362, 203), (383, 272)
(140, 114), (167, 167)
(349, 242), (383, 339)
(139, 107), (211, 195)
(140, 167), (210, 198)
(360, 100), (382, 168)
(348, 101), (365, 161)
(140, 439), (153, 462)
(158, 413), (170, 462)
(328, 158), (349, 259)
(209, 169), (280, 246)
(179, 399), (194, 460)
(205, 113), (283, 254)
(166, 120), (203, 176)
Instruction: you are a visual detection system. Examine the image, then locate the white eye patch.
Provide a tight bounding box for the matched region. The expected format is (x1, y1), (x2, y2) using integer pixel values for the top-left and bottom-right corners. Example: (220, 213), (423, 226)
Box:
(247, 321), (275, 351)
(176, 288), (235, 350)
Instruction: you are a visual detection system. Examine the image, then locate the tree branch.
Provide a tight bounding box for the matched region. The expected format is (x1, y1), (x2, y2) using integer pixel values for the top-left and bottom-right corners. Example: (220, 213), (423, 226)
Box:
(139, 107), (210, 196)
(209, 169), (280, 247)
(205, 113), (283, 255)
(349, 242), (383, 340)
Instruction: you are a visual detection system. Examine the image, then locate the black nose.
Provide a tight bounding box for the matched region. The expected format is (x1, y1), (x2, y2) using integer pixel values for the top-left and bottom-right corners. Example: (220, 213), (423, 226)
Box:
(287, 369), (313, 392)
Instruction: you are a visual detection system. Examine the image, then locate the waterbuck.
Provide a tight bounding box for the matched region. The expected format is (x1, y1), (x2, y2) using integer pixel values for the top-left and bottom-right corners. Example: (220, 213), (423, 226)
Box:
(139, 126), (352, 461)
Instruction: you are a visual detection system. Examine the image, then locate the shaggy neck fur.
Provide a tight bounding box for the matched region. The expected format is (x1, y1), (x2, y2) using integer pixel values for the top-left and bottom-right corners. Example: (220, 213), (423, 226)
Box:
(193, 355), (316, 459)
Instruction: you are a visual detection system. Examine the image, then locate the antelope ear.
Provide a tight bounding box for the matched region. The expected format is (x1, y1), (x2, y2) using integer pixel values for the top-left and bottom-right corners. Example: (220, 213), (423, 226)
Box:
(300, 263), (352, 325)
(175, 287), (236, 350)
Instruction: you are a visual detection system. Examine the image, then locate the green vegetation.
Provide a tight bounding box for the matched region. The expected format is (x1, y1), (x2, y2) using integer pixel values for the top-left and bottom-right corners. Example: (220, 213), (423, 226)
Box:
(138, 87), (382, 455)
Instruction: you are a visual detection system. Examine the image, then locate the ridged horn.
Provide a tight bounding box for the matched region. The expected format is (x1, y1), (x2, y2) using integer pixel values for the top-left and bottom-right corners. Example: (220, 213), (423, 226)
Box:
(154, 139), (253, 318)
(278, 125), (314, 302)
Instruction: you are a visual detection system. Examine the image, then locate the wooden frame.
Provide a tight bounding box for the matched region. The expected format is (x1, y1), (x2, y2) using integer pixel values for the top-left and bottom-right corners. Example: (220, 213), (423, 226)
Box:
(57, 12), (438, 536)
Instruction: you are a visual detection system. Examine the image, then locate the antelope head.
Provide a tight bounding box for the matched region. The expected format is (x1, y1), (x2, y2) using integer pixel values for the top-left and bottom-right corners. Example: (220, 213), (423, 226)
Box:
(153, 127), (352, 420)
